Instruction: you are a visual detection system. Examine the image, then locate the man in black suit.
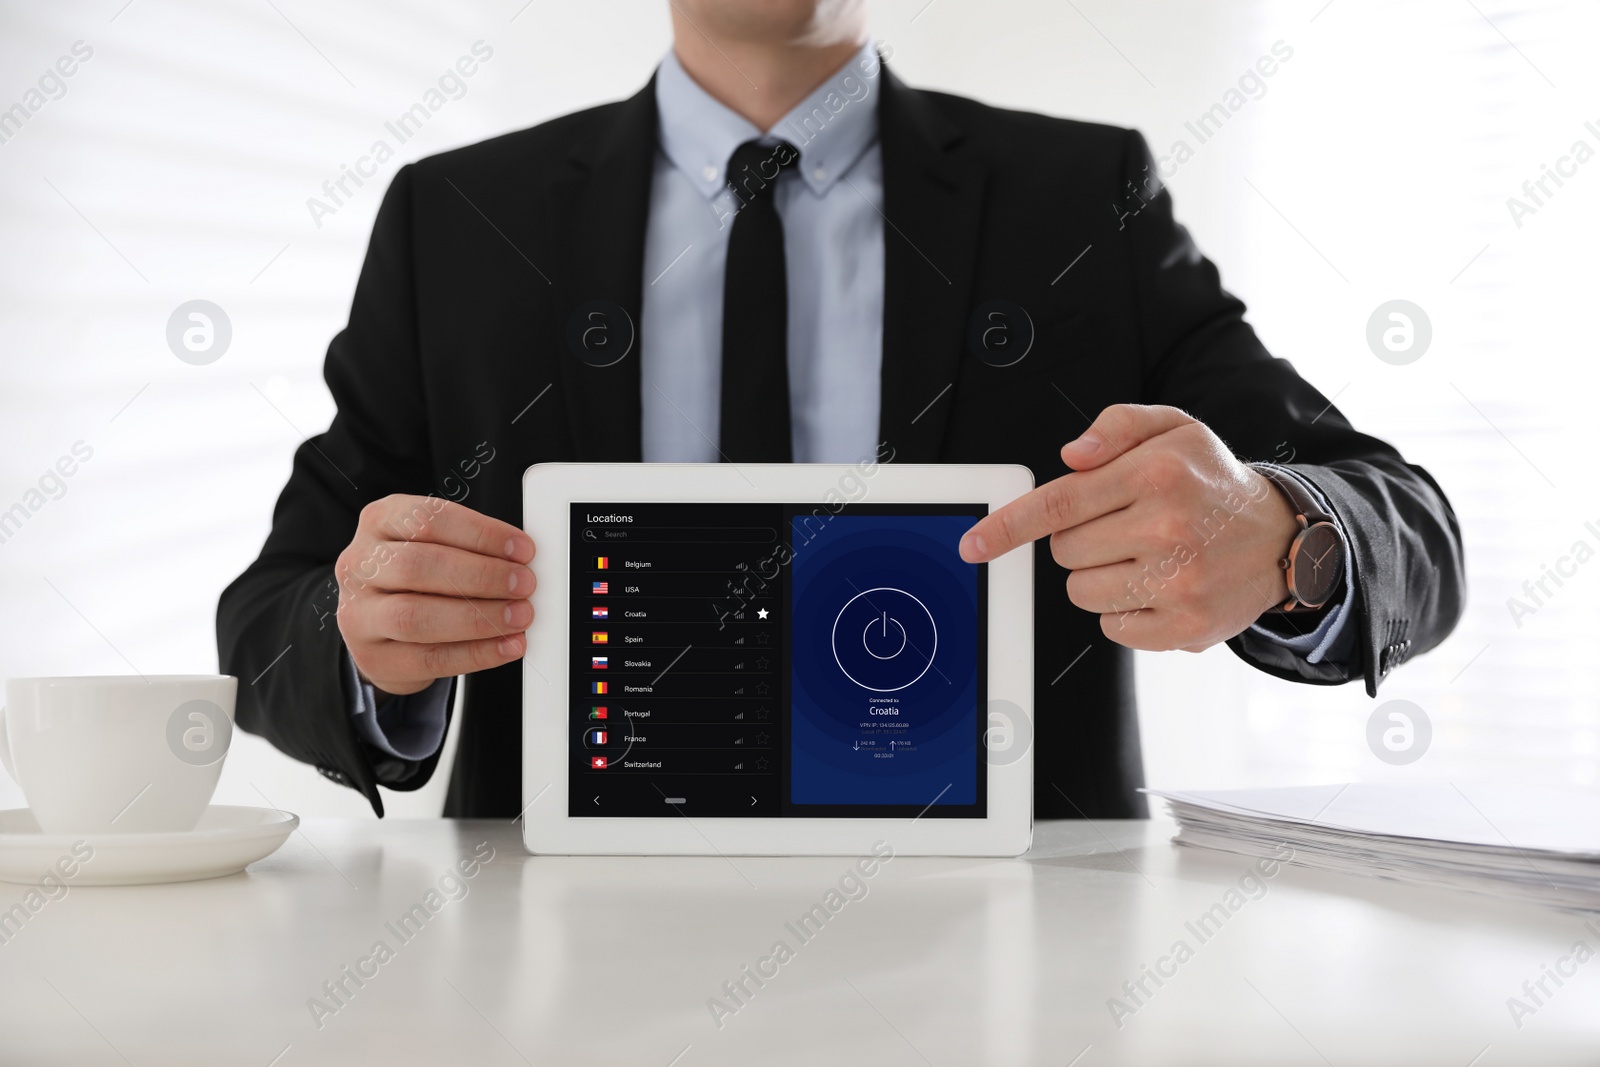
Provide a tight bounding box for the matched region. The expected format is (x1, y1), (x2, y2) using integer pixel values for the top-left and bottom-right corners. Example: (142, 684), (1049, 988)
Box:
(218, 0), (1464, 820)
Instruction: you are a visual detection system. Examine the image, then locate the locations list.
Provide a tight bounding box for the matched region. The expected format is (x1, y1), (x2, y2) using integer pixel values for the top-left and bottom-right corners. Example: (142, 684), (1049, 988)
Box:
(569, 503), (785, 817)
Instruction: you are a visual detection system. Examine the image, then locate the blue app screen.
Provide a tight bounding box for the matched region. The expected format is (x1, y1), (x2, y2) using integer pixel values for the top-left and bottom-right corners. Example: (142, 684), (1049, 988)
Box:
(568, 502), (985, 819)
(788, 513), (981, 808)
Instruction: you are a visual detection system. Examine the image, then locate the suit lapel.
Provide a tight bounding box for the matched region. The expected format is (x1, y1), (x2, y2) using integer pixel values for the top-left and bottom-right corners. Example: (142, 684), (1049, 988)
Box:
(551, 77), (658, 461)
(876, 70), (987, 463)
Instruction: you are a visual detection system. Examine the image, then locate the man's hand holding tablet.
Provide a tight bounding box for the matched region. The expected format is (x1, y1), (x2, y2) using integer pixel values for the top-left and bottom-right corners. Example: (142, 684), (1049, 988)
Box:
(959, 404), (1300, 653)
(334, 495), (537, 697)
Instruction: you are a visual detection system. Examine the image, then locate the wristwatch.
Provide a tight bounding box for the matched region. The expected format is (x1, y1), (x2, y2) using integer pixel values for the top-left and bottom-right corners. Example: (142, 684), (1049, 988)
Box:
(1255, 466), (1345, 612)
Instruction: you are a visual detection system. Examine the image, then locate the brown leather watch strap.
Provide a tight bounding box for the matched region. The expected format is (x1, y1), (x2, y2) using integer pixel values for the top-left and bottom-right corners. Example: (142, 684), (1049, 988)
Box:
(1253, 465), (1334, 528)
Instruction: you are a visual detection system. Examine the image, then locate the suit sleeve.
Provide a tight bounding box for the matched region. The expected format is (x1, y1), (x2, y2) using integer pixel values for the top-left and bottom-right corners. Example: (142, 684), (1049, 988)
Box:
(216, 164), (453, 815)
(1115, 130), (1465, 693)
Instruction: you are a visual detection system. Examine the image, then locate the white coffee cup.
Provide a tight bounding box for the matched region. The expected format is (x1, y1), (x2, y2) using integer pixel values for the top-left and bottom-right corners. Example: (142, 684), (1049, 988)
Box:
(0, 675), (237, 834)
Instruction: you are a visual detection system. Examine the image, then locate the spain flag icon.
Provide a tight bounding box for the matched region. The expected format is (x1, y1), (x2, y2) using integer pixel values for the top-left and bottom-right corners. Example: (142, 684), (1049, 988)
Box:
(591, 631), (609, 644)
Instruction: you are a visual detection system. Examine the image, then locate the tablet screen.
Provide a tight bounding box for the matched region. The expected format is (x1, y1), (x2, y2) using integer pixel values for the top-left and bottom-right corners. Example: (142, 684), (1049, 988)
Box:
(567, 502), (988, 819)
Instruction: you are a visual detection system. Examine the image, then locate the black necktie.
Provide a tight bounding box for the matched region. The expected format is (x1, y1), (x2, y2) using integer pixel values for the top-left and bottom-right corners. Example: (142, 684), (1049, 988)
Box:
(719, 139), (800, 462)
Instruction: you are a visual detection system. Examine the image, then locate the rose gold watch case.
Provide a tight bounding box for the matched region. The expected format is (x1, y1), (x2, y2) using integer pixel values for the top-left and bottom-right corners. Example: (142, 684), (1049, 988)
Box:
(1279, 518), (1343, 611)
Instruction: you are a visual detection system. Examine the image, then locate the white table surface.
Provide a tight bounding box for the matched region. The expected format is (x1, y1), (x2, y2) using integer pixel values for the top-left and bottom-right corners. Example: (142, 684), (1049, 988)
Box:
(2, 816), (1597, 1066)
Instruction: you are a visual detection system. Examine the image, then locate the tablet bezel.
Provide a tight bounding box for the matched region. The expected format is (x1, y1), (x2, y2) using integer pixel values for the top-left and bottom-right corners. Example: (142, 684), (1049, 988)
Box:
(521, 462), (1034, 856)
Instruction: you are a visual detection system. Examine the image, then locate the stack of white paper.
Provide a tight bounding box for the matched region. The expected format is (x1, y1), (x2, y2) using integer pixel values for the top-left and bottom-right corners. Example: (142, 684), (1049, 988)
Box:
(1145, 783), (1600, 911)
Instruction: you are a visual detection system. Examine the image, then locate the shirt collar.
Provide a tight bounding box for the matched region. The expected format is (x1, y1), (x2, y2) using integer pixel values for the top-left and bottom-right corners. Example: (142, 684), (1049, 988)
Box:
(655, 40), (882, 200)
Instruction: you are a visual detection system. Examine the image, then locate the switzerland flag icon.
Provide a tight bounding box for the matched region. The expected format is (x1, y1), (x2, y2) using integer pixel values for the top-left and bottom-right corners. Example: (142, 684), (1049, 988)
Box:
(590, 756), (608, 769)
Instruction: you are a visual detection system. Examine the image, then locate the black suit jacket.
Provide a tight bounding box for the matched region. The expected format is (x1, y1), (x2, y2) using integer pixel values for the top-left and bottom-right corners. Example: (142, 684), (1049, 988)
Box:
(217, 71), (1464, 820)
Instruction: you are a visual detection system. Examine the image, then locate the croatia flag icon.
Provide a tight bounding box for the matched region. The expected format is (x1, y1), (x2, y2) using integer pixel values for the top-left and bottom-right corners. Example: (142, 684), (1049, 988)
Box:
(592, 656), (608, 669)
(591, 680), (608, 694)
(588, 706), (608, 720)
(591, 756), (608, 769)
(595, 556), (610, 570)
(592, 581), (608, 595)
(591, 606), (608, 619)
(591, 631), (608, 644)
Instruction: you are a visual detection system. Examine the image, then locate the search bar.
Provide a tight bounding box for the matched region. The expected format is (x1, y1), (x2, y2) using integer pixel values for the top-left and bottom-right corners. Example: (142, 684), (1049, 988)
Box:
(582, 526), (776, 544)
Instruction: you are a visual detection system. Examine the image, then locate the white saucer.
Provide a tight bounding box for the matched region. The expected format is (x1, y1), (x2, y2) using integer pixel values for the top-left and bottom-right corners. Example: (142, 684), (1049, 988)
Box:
(0, 805), (299, 886)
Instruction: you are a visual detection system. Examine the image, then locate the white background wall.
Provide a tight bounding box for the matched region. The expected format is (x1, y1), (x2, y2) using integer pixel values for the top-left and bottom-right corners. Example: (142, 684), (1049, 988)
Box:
(1, 0), (1596, 818)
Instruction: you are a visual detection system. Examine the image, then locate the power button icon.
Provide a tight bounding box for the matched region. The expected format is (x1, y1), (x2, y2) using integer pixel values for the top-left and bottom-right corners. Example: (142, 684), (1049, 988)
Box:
(831, 587), (937, 692)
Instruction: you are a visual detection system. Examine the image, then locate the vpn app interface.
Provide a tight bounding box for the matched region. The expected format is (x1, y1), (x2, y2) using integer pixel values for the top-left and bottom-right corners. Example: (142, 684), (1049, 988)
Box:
(568, 503), (987, 818)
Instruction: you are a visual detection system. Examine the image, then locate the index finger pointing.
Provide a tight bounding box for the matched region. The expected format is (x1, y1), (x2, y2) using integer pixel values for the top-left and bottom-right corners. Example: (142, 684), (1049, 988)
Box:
(367, 495), (534, 562)
(958, 468), (1134, 563)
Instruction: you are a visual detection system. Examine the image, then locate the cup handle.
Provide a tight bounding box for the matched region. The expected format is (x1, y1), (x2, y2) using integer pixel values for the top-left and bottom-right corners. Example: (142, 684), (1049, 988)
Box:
(0, 708), (13, 783)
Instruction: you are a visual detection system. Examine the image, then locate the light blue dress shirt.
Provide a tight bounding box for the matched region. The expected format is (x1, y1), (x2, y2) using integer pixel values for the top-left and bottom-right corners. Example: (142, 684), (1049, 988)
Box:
(641, 43), (886, 464)
(346, 44), (1352, 762)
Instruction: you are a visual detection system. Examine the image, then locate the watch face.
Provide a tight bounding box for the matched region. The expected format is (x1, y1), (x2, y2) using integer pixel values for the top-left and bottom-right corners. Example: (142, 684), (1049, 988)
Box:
(1290, 523), (1344, 607)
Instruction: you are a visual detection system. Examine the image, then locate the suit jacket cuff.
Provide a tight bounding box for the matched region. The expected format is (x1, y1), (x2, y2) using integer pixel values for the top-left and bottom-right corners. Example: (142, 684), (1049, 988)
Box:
(342, 652), (452, 759)
(340, 649), (453, 789)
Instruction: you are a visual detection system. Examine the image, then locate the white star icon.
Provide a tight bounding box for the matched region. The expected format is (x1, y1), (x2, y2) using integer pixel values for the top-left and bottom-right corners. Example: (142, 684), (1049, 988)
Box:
(756, 608), (769, 620)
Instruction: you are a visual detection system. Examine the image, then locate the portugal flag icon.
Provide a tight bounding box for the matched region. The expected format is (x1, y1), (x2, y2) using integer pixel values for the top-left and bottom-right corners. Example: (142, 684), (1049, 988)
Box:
(590, 756), (608, 769)
(588, 706), (608, 720)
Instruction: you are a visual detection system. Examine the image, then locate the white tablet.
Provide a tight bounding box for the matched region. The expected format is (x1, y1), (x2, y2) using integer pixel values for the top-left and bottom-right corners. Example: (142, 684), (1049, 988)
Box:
(520, 462), (1034, 856)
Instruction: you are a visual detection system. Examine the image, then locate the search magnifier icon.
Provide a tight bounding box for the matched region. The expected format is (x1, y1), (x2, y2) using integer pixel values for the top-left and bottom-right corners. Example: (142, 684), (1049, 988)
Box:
(583, 529), (598, 541)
